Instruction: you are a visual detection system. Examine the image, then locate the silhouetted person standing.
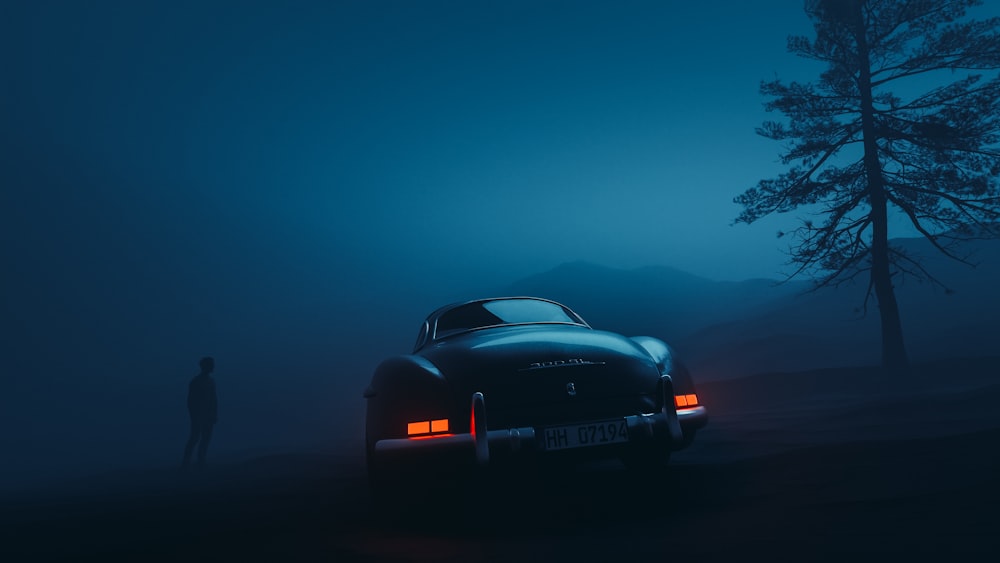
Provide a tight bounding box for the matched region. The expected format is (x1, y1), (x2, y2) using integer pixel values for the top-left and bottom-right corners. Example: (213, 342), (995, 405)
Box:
(182, 356), (218, 471)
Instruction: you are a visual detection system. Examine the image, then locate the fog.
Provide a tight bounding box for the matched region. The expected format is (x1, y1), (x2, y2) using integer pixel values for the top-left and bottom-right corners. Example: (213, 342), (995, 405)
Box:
(4, 1), (999, 492)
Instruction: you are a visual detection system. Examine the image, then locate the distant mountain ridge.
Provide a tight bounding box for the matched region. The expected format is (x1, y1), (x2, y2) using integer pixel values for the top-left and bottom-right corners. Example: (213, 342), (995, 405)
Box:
(508, 260), (804, 339)
(507, 236), (1000, 380)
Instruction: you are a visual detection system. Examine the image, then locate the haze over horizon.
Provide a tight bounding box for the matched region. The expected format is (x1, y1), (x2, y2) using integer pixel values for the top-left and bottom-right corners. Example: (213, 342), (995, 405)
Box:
(0, 1), (849, 286)
(9, 1), (999, 293)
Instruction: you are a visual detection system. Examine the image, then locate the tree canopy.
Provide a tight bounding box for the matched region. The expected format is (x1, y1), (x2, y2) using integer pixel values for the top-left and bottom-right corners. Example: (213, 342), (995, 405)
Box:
(735, 0), (1000, 370)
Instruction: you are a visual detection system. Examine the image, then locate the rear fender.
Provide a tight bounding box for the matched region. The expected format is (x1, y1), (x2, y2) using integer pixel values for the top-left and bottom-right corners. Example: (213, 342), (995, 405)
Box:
(365, 355), (452, 444)
(630, 336), (697, 395)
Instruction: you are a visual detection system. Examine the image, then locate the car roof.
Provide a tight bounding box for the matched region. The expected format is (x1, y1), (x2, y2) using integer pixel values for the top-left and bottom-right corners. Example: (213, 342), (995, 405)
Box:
(412, 296), (591, 352)
(423, 296), (578, 324)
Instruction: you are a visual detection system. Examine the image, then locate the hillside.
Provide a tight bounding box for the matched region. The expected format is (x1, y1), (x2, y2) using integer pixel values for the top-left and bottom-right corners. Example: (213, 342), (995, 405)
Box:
(508, 236), (1000, 379)
(507, 261), (803, 341)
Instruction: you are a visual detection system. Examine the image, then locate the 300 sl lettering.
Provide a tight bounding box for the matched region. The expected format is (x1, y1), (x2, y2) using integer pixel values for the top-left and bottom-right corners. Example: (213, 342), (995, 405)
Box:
(521, 358), (607, 371)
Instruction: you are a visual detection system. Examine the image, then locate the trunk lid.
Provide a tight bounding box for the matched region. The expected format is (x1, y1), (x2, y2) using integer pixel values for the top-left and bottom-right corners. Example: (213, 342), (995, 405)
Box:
(419, 325), (661, 429)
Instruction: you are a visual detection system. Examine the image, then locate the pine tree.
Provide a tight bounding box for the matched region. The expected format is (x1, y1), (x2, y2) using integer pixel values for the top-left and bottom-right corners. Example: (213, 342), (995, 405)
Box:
(735, 0), (1000, 372)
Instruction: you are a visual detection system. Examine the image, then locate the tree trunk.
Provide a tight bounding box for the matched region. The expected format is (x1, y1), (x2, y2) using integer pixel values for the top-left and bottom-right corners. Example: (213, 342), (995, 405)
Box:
(869, 179), (909, 373)
(853, 5), (910, 374)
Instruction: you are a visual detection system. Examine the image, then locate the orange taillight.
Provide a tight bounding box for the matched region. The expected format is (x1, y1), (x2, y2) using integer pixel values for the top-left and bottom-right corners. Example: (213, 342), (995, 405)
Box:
(407, 418), (450, 438)
(407, 421), (431, 435)
(675, 394), (699, 408)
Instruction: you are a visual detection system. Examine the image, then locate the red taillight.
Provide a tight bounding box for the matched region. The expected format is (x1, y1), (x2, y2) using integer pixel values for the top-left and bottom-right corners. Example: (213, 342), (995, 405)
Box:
(407, 418), (450, 438)
(675, 393), (699, 408)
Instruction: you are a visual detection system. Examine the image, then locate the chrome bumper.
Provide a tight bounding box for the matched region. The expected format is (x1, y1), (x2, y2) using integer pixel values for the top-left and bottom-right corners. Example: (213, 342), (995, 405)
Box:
(372, 375), (708, 466)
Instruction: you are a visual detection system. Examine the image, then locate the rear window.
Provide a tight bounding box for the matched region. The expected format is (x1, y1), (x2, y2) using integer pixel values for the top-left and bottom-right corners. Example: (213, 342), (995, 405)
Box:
(434, 299), (584, 339)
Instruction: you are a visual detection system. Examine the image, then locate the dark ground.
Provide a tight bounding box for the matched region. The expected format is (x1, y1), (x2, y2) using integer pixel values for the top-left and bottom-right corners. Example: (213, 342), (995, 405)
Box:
(3, 357), (999, 562)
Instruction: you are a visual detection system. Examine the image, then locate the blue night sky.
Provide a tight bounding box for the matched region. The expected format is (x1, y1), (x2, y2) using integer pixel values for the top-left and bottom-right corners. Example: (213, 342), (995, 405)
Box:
(7, 0), (827, 286)
(4, 1), (999, 485)
(7, 1), (999, 286)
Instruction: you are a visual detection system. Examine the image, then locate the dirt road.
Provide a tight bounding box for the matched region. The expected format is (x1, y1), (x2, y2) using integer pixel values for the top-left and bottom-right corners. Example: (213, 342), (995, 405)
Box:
(4, 358), (999, 562)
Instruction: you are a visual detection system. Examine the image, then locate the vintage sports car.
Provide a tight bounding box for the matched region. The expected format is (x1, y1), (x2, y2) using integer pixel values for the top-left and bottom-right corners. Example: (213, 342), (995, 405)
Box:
(363, 297), (707, 484)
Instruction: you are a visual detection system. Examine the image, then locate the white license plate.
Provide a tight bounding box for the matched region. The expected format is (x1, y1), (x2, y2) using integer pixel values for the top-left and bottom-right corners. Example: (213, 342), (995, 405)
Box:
(542, 419), (629, 451)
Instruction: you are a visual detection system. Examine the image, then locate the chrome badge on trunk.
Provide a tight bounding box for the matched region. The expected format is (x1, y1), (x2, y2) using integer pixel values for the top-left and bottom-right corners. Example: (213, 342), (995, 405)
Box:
(519, 358), (606, 371)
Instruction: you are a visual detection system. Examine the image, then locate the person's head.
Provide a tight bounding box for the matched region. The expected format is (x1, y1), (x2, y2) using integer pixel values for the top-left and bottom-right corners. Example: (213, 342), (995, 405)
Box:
(199, 356), (215, 374)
